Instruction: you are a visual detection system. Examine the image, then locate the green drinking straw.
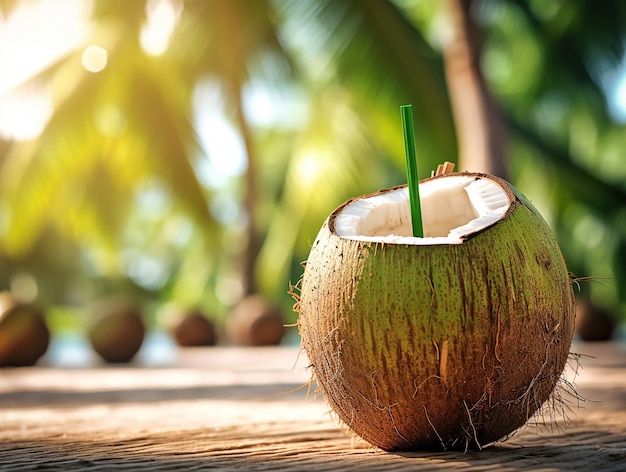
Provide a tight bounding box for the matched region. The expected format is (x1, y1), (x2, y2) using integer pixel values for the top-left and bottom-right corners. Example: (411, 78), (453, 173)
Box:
(401, 104), (424, 237)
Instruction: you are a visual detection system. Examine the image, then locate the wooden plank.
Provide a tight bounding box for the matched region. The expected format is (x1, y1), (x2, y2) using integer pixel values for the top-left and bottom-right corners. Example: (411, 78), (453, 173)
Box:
(0, 342), (625, 470)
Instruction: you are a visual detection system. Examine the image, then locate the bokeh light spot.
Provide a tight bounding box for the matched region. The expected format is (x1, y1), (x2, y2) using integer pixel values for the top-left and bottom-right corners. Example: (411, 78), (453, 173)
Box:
(81, 45), (108, 73)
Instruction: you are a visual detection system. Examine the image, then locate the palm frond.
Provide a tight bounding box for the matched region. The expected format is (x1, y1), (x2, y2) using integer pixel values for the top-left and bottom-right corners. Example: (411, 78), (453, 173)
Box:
(277, 0), (457, 171)
(123, 57), (215, 233)
(1, 13), (217, 258)
(256, 86), (390, 297)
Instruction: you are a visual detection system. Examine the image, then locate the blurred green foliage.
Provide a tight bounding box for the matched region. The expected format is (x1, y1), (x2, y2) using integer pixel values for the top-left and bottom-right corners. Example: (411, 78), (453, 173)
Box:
(0, 0), (625, 329)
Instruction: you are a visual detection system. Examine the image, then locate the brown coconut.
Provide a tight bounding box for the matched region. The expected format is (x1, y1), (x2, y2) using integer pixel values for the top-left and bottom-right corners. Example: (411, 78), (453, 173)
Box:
(227, 294), (285, 346)
(575, 300), (617, 342)
(172, 309), (217, 346)
(0, 292), (50, 367)
(88, 297), (146, 363)
(295, 172), (576, 451)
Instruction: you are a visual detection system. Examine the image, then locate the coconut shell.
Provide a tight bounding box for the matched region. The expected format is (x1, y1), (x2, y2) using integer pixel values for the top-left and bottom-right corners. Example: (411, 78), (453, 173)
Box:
(0, 292), (50, 367)
(296, 173), (576, 451)
(227, 295), (285, 346)
(172, 310), (217, 347)
(575, 301), (616, 342)
(88, 297), (145, 363)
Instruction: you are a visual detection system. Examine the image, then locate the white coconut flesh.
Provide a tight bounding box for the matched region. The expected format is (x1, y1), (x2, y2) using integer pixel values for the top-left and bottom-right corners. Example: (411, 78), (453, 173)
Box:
(334, 175), (510, 245)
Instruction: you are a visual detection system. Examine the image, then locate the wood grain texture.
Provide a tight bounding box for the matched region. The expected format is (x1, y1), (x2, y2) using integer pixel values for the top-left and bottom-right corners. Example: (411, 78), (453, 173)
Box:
(1, 342), (625, 470)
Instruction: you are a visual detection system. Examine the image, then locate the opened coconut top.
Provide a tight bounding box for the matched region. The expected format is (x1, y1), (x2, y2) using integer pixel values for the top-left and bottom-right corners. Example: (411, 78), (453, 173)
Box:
(334, 174), (511, 245)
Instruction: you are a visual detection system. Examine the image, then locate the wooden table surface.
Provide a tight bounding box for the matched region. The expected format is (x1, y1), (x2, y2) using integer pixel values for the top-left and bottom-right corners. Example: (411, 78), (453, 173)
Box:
(1, 337), (626, 471)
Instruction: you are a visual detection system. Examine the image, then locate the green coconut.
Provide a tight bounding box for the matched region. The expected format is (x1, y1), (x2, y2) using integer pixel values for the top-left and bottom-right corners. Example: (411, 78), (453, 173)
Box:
(295, 172), (575, 451)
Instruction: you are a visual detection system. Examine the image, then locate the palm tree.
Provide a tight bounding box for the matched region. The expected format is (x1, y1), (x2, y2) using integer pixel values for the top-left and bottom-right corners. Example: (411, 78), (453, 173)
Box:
(0, 0), (217, 304)
(256, 0), (458, 297)
(0, 0), (455, 309)
(167, 0), (293, 297)
(1, 0), (625, 324)
(441, 0), (507, 176)
(474, 0), (626, 318)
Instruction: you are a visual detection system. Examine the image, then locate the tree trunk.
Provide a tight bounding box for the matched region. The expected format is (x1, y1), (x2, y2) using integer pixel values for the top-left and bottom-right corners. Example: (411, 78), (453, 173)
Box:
(442, 0), (507, 178)
(235, 93), (260, 297)
(215, 0), (260, 298)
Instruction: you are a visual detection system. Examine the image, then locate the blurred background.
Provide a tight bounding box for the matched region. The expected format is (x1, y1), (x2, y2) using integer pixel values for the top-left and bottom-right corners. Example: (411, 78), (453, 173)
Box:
(1, 0), (625, 365)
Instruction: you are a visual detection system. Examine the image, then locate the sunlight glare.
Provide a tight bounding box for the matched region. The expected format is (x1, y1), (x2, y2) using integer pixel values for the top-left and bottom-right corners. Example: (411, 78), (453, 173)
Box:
(0, 0), (89, 94)
(296, 153), (320, 187)
(193, 80), (247, 189)
(611, 69), (626, 123)
(81, 45), (108, 73)
(0, 0), (88, 140)
(141, 0), (182, 56)
(0, 83), (52, 140)
(243, 79), (308, 130)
